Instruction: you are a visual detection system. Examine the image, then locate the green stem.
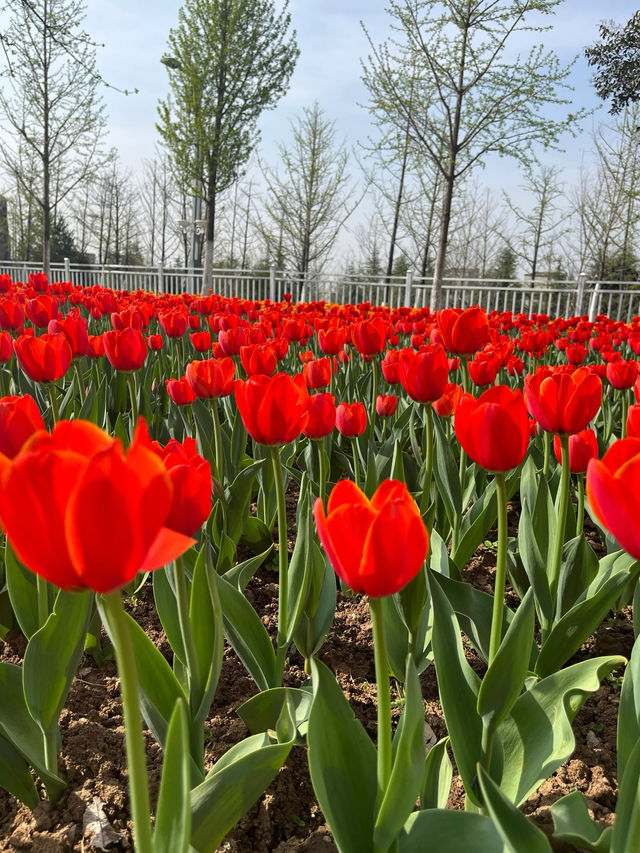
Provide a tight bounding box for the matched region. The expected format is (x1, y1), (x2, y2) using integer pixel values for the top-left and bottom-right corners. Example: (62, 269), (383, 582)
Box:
(271, 446), (289, 685)
(577, 473), (585, 538)
(369, 597), (392, 810)
(172, 557), (201, 710)
(621, 389), (629, 439)
(317, 437), (327, 506)
(370, 355), (379, 445)
(420, 405), (434, 515)
(74, 360), (85, 401)
(549, 433), (571, 619)
(210, 400), (225, 484)
(102, 591), (152, 853)
(47, 382), (59, 424)
(37, 575), (49, 627)
(126, 372), (138, 428)
(488, 472), (508, 666)
(352, 439), (361, 489)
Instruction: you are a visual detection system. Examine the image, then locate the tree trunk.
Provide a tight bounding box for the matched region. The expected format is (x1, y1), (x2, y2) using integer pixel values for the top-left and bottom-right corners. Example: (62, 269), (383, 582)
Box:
(430, 171), (455, 311)
(202, 190), (216, 294)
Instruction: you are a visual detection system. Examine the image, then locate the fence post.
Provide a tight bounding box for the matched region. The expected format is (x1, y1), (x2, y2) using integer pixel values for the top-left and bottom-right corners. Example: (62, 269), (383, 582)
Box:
(64, 256), (71, 282)
(588, 281), (602, 323)
(404, 270), (413, 307)
(575, 272), (586, 316)
(269, 265), (276, 302)
(157, 263), (164, 295)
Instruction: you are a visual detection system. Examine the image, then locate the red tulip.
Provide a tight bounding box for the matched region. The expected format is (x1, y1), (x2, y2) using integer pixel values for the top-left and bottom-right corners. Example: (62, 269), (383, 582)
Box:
(303, 357), (332, 389)
(336, 401), (367, 437)
(165, 377), (197, 406)
(606, 359), (638, 390)
(351, 317), (387, 356)
(88, 334), (106, 358)
(234, 372), (309, 446)
(189, 330), (212, 352)
(0, 298), (24, 331)
(218, 326), (248, 356)
(381, 349), (402, 385)
(524, 367), (602, 435)
(553, 428), (598, 473)
(150, 436), (212, 536)
(433, 383), (462, 418)
(314, 479), (429, 597)
(304, 393), (336, 439)
(240, 344), (277, 377)
(376, 394), (398, 417)
(0, 420), (194, 593)
(0, 394), (46, 458)
(566, 343), (587, 366)
(587, 438), (640, 559)
(159, 310), (188, 338)
(14, 332), (72, 382)
(627, 404), (640, 438)
(147, 334), (164, 351)
(103, 328), (148, 372)
(455, 385), (529, 472)
(468, 351), (500, 387)
(398, 344), (448, 403)
(26, 295), (58, 328)
(185, 357), (235, 398)
(0, 330), (12, 362)
(318, 325), (347, 354)
(437, 307), (490, 355)
(48, 316), (90, 359)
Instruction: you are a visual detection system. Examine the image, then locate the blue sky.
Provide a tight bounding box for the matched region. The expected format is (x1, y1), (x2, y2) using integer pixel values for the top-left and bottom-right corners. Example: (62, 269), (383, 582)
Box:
(78, 0), (636, 183)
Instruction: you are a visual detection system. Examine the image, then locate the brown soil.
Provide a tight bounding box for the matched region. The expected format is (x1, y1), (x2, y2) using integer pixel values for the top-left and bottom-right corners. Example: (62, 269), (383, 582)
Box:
(0, 506), (633, 852)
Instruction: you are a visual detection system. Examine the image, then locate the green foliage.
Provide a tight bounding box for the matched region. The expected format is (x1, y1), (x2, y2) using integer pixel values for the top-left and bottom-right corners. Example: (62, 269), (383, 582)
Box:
(585, 12), (640, 115)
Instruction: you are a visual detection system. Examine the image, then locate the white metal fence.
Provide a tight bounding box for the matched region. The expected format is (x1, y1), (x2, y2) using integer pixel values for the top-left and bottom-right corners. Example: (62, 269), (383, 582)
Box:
(1, 258), (639, 322)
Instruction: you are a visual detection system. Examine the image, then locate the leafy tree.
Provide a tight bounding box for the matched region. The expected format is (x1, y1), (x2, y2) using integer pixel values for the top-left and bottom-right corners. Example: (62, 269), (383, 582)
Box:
(490, 246), (517, 282)
(50, 215), (90, 264)
(157, 0), (299, 291)
(361, 0), (587, 309)
(585, 12), (640, 115)
(0, 0), (108, 277)
(258, 102), (359, 297)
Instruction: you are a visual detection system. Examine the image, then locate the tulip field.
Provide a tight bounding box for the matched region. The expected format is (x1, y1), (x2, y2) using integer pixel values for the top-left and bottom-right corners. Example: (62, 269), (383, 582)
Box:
(1, 271), (640, 851)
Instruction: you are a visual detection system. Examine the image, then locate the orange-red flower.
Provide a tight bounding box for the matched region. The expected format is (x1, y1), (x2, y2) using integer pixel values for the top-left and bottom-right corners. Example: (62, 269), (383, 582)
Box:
(587, 438), (640, 559)
(0, 420), (194, 593)
(303, 357), (332, 389)
(165, 377), (197, 406)
(186, 357), (235, 398)
(351, 317), (387, 356)
(436, 307), (490, 355)
(433, 383), (462, 418)
(336, 401), (367, 437)
(524, 367), (602, 435)
(0, 394), (45, 458)
(240, 344), (277, 377)
(606, 359), (638, 390)
(103, 327), (148, 372)
(398, 344), (448, 403)
(14, 332), (72, 382)
(234, 372), (309, 446)
(303, 393), (336, 439)
(376, 394), (398, 417)
(553, 428), (598, 473)
(150, 436), (212, 536)
(314, 479), (429, 597)
(455, 385), (529, 472)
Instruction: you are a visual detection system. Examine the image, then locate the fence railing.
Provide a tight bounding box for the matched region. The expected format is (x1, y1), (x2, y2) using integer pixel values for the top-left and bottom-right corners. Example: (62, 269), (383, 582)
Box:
(1, 259), (640, 322)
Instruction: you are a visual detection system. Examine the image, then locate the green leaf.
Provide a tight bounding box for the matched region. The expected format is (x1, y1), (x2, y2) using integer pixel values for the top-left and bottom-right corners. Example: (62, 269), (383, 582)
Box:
(477, 764), (552, 853)
(224, 460), (265, 546)
(239, 515), (273, 554)
(286, 477), (313, 643)
(223, 545), (273, 591)
(478, 590), (535, 731)
(237, 685), (313, 736)
(518, 497), (553, 628)
(550, 790), (612, 852)
(420, 738), (453, 810)
(432, 414), (462, 530)
(218, 574), (276, 691)
(611, 737), (640, 853)
(308, 659), (377, 853)
(190, 701), (295, 853)
(23, 589), (91, 733)
(153, 700), (191, 853)
(0, 734), (40, 808)
(399, 810), (506, 853)
(618, 634), (640, 782)
(556, 535), (599, 616)
(427, 571), (483, 806)
(190, 547), (224, 727)
(153, 567), (186, 665)
(5, 543), (39, 639)
(497, 655), (625, 805)
(374, 657), (425, 851)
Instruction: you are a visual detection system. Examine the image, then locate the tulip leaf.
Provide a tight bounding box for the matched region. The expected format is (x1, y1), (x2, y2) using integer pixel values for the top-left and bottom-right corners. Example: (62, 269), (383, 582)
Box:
(153, 699), (191, 853)
(286, 477), (313, 643)
(381, 595), (411, 682)
(190, 700), (295, 853)
(497, 655), (625, 805)
(611, 738), (640, 853)
(374, 657), (426, 852)
(477, 764), (552, 853)
(4, 544), (40, 640)
(550, 790), (612, 852)
(427, 571), (483, 806)
(556, 534), (599, 616)
(223, 545), (273, 591)
(239, 515), (273, 555)
(224, 460), (265, 546)
(217, 574), (276, 691)
(432, 415), (462, 530)
(399, 810), (506, 853)
(517, 497), (553, 628)
(293, 545), (337, 660)
(0, 734), (40, 808)
(190, 547), (224, 728)
(237, 685), (313, 737)
(536, 554), (640, 677)
(152, 567), (186, 665)
(477, 590), (535, 731)
(618, 634), (640, 782)
(420, 737), (453, 810)
(23, 589), (91, 734)
(308, 658), (377, 853)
